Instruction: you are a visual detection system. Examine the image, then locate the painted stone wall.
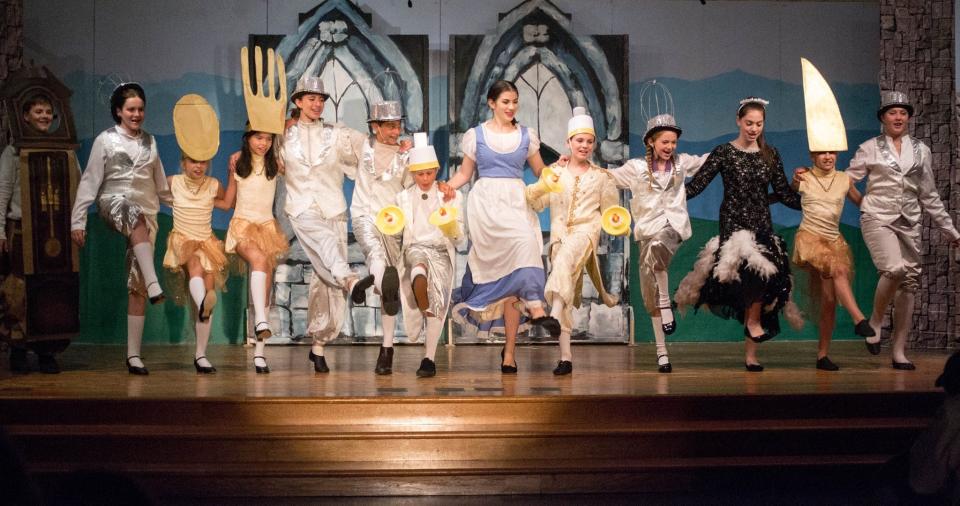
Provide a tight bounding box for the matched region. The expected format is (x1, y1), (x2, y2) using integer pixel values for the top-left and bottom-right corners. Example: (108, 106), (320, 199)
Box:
(879, 0), (957, 349)
(0, 0), (23, 146)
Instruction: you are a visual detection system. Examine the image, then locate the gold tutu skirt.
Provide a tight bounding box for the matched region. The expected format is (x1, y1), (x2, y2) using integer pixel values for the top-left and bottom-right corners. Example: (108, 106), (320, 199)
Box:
(162, 230), (228, 307)
(791, 229), (852, 278)
(225, 217), (288, 270)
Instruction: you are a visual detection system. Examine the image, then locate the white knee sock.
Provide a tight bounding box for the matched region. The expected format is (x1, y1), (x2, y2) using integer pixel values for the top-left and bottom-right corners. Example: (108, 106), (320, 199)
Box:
(550, 296), (564, 320)
(195, 320), (212, 367)
(254, 340), (267, 367)
(132, 242), (162, 298)
(127, 314), (145, 367)
(250, 271), (268, 324)
(410, 264), (427, 280)
(559, 330), (572, 362)
(654, 270), (673, 327)
(311, 344), (324, 356)
(382, 313), (396, 348)
(891, 290), (915, 363)
(868, 275), (900, 344)
(652, 316), (668, 365)
(189, 277), (206, 309)
(370, 260), (386, 292)
(424, 318), (444, 360)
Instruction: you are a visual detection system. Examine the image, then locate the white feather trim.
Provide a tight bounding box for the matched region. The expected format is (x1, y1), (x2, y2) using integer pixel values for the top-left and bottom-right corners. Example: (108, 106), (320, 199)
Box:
(675, 236), (720, 311)
(714, 230), (778, 283)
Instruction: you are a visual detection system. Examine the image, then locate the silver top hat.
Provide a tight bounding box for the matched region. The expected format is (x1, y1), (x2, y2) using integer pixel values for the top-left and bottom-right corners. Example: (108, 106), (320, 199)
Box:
(368, 100), (404, 123)
(877, 90), (913, 119)
(643, 114), (682, 142)
(291, 75), (329, 102)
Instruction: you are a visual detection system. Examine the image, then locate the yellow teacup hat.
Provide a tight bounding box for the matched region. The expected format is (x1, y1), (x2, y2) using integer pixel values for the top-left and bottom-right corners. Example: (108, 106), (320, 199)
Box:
(173, 94), (220, 161)
(567, 106), (595, 139)
(407, 132), (440, 172)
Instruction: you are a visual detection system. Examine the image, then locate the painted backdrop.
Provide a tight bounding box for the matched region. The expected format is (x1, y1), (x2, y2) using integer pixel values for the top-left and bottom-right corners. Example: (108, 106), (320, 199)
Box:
(21, 0), (880, 345)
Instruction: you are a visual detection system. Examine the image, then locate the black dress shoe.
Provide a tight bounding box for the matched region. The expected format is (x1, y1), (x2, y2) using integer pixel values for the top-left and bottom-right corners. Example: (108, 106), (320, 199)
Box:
(500, 347), (517, 374)
(854, 319), (876, 338)
(552, 360), (573, 376)
(657, 355), (672, 373)
(375, 346), (394, 375)
(194, 357), (217, 374)
(532, 316), (562, 338)
(744, 362), (764, 372)
(350, 275), (375, 305)
(37, 353), (60, 374)
(416, 358), (436, 378)
(816, 356), (840, 371)
(126, 356), (149, 375)
(254, 356), (270, 374)
(381, 267), (401, 316)
(659, 305), (677, 335)
(309, 351), (330, 373)
(743, 327), (772, 344)
(892, 360), (916, 371)
(864, 340), (882, 356)
(147, 281), (165, 305)
(9, 348), (29, 373)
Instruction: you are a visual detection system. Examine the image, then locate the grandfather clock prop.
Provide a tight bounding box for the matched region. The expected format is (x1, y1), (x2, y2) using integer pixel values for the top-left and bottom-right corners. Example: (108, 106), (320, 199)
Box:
(0, 66), (80, 353)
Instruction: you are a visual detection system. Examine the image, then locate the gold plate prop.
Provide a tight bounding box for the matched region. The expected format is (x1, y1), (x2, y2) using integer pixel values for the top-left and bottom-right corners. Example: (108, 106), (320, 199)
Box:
(601, 206), (631, 236)
(375, 206), (405, 236)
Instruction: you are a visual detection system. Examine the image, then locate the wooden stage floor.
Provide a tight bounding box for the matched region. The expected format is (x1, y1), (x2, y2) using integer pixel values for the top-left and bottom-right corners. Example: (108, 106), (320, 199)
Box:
(0, 341), (948, 399)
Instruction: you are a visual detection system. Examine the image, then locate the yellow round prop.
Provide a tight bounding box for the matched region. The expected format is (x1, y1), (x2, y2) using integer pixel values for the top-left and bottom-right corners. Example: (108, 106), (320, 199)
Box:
(428, 206), (459, 238)
(601, 206), (631, 236)
(540, 165), (564, 193)
(173, 94), (220, 161)
(375, 205), (405, 236)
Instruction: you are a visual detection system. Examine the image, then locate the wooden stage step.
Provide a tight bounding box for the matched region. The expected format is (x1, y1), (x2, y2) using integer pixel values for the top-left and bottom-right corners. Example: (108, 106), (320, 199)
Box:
(0, 342), (949, 498)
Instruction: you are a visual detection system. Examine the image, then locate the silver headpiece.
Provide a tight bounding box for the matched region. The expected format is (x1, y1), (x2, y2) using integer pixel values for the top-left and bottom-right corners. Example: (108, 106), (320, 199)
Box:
(738, 97), (770, 115)
(368, 100), (404, 123)
(291, 75), (329, 102)
(877, 90), (913, 119)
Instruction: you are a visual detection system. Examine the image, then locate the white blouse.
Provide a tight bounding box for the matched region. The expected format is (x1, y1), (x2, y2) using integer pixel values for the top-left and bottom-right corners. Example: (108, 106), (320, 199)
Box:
(460, 124), (540, 161)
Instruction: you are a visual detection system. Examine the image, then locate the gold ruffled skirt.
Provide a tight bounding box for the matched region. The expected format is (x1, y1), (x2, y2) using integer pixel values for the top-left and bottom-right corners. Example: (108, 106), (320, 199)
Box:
(225, 217), (288, 270)
(791, 229), (853, 278)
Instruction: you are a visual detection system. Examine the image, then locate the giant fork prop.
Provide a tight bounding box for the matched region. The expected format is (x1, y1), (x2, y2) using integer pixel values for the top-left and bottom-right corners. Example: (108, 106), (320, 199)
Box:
(241, 46), (287, 134)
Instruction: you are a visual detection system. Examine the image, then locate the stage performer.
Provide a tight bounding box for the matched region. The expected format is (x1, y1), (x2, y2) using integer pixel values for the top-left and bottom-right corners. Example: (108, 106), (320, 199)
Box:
(0, 93), (79, 373)
(163, 95), (231, 373)
(675, 97), (803, 372)
(281, 75), (369, 373)
(227, 46), (291, 374)
(396, 133), (464, 378)
(528, 107), (620, 376)
(799, 91), (960, 370)
(349, 100), (412, 375)
(607, 114), (707, 373)
(70, 83), (171, 375)
(789, 59), (875, 372)
(441, 79), (560, 374)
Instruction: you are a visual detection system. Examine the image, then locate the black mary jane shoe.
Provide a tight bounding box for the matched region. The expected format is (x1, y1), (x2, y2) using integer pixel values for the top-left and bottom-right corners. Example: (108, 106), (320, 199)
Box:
(743, 327), (772, 344)
(816, 356), (840, 371)
(744, 362), (764, 372)
(193, 357), (217, 374)
(254, 356), (270, 374)
(309, 351), (330, 373)
(552, 360), (573, 376)
(854, 319), (876, 338)
(9, 348), (29, 374)
(381, 266), (401, 317)
(37, 353), (61, 374)
(126, 356), (149, 376)
(374, 346), (394, 375)
(892, 360), (916, 371)
(532, 316), (562, 338)
(659, 304), (677, 335)
(657, 355), (672, 374)
(416, 358), (437, 378)
(500, 347), (518, 374)
(864, 340), (882, 356)
(147, 281), (165, 305)
(350, 275), (375, 305)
